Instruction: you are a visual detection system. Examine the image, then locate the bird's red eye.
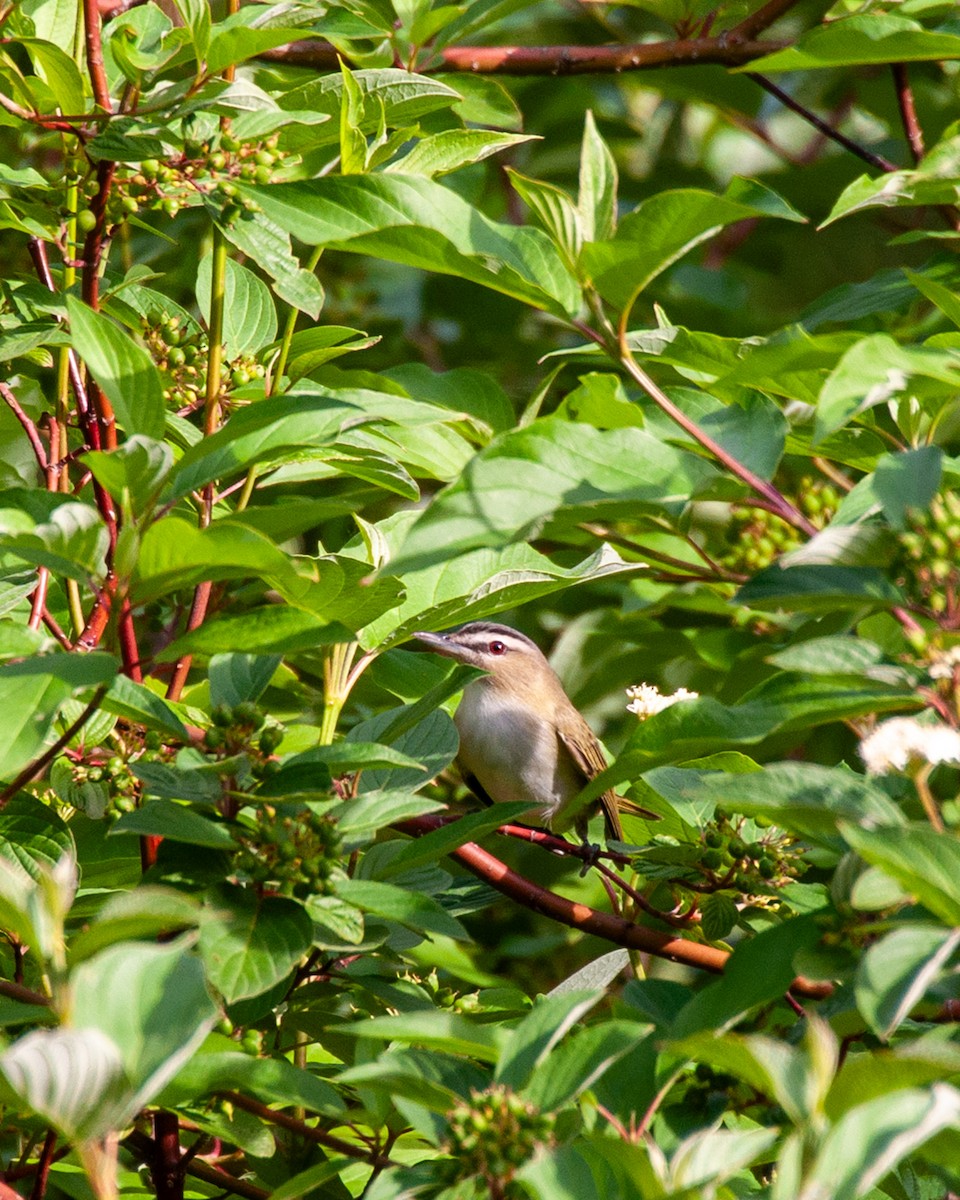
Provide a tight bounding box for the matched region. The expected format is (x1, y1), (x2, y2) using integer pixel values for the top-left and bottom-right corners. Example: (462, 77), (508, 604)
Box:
(489, 640), (506, 655)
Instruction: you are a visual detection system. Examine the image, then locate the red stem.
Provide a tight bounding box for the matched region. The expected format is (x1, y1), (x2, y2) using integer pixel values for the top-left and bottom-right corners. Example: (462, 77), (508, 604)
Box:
(82, 0), (112, 112)
(28, 1132), (57, 1200)
(261, 36), (785, 75)
(398, 816), (831, 996)
(892, 63), (924, 165)
(152, 1112), (183, 1200)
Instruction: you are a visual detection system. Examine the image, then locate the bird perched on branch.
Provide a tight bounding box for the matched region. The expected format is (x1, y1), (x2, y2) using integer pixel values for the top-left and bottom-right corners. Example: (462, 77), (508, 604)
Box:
(413, 621), (654, 841)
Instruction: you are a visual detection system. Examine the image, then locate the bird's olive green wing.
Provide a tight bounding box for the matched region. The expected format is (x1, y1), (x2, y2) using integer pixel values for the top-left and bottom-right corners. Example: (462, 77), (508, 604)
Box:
(556, 719), (623, 841)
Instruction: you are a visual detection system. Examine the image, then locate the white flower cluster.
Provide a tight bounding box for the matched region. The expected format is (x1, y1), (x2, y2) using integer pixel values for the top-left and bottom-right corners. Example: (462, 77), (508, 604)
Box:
(626, 683), (699, 719)
(859, 716), (960, 775)
(928, 645), (960, 680)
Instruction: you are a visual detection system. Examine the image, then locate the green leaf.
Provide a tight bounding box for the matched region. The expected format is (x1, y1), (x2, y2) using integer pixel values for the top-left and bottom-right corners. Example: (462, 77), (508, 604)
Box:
(347, 707), (458, 794)
(208, 653), (280, 708)
(0, 653), (118, 780)
(82, 437), (173, 517)
(507, 169), (582, 268)
(523, 1020), (642, 1111)
(171, 0), (211, 63)
(68, 888), (202, 963)
(0, 1028), (126, 1141)
(855, 925), (960, 1040)
(205, 25), (324, 76)
(276, 326), (379, 383)
(671, 917), (821, 1038)
(237, 176), (580, 318)
(335, 1010), (501, 1061)
(384, 417), (715, 574)
(102, 675), (190, 740)
(386, 804), (533, 874)
(1, 501), (109, 583)
(495, 992), (601, 1090)
(339, 58), (368, 175)
(839, 823), (960, 926)
(21, 38), (85, 115)
(333, 878), (468, 941)
(580, 179), (805, 309)
(390, 131), (536, 178)
(110, 799), (235, 849)
(815, 335), (960, 441)
(700, 891), (738, 941)
(66, 296), (165, 438)
(746, 13), (960, 72)
(695, 763), (906, 846)
(578, 110), (617, 243)
(155, 607), (341, 661)
(70, 938), (219, 1124)
(330, 790), (446, 844)
(133, 516), (302, 602)
(162, 393), (358, 502)
(196, 255), (277, 358)
(199, 884), (313, 1001)
(159, 1043), (344, 1113)
(802, 1086), (960, 1200)
(281, 68), (462, 136)
(735, 564), (903, 612)
(0, 793), (73, 880)
(212, 202), (325, 318)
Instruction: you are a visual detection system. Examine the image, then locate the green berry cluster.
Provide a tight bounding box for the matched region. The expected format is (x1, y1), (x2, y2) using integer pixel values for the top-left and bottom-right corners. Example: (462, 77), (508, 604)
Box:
(141, 310), (266, 411)
(55, 730), (167, 820)
(896, 491), (960, 622)
(414, 968), (481, 1014)
(232, 803), (343, 899)
(67, 132), (285, 237)
(719, 478), (839, 574)
(203, 702), (283, 780)
(141, 311), (209, 409)
(699, 808), (802, 892)
(445, 1086), (554, 1190)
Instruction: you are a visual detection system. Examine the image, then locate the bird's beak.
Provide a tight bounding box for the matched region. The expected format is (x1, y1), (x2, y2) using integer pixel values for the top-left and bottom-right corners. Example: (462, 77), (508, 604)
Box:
(412, 630), (462, 660)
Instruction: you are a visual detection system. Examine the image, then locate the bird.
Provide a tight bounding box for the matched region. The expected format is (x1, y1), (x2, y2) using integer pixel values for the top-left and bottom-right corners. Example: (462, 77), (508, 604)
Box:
(412, 621), (649, 842)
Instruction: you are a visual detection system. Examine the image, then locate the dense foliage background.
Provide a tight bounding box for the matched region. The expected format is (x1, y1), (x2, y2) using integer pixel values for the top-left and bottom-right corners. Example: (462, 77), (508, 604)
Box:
(1, 0), (960, 1196)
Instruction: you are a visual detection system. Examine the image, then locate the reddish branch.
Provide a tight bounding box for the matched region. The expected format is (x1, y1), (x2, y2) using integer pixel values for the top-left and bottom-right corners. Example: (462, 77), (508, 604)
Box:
(219, 1092), (394, 1169)
(27, 239), (91, 419)
(152, 1113), (183, 1200)
(82, 0), (112, 112)
(0, 979), (49, 1007)
(262, 35), (785, 75)
(892, 63), (924, 164)
(125, 1132), (268, 1200)
(0, 383), (48, 472)
(28, 1133), (58, 1200)
(397, 815), (833, 998)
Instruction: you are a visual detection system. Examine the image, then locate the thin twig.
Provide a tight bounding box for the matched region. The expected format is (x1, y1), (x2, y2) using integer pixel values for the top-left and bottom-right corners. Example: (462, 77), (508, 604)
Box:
(0, 383), (48, 471)
(748, 74), (897, 173)
(729, 0), (805, 40)
(218, 1092), (394, 1169)
(28, 1132), (58, 1200)
(0, 979), (49, 1007)
(892, 63), (924, 165)
(616, 333), (817, 538)
(0, 685), (108, 808)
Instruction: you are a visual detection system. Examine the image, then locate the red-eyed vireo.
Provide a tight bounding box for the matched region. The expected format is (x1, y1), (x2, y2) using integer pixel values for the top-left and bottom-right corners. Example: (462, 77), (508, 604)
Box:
(413, 621), (651, 841)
